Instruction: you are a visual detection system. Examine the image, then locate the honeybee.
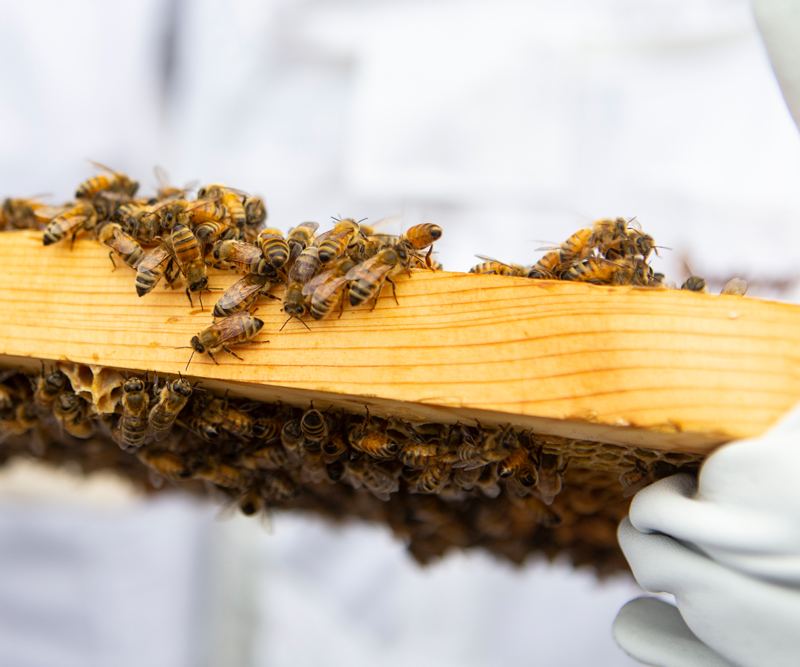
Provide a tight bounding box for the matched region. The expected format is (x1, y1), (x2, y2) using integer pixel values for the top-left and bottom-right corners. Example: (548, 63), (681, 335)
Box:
(681, 275), (706, 292)
(204, 396), (255, 437)
(412, 463), (451, 494)
(348, 410), (398, 461)
(302, 257), (356, 320)
(213, 273), (272, 318)
(301, 449), (328, 484)
(280, 418), (305, 461)
(326, 460), (346, 482)
(197, 184), (248, 229)
(282, 246), (321, 328)
(236, 490), (265, 517)
(527, 251), (561, 280)
(1, 196), (50, 230)
(244, 197), (267, 227)
(53, 392), (93, 439)
(497, 448), (536, 487)
(589, 218), (628, 256)
(194, 219), (236, 247)
(300, 405), (328, 448)
(286, 221), (319, 262)
(195, 457), (250, 488)
(136, 448), (194, 481)
(398, 439), (440, 468)
(346, 246), (408, 308)
(117, 202), (159, 243)
(345, 453), (399, 501)
(211, 240), (275, 276)
(153, 198), (191, 231)
(402, 223), (442, 250)
(182, 414), (221, 442)
(185, 311), (266, 367)
(262, 471), (298, 503)
(456, 424), (520, 470)
(532, 446), (568, 504)
(114, 376), (150, 450)
(97, 222), (144, 270)
(42, 202), (98, 246)
(721, 278), (748, 296)
(512, 495), (562, 528)
(257, 228), (290, 269)
(155, 166), (194, 200)
(238, 444), (288, 470)
(453, 466), (482, 490)
(75, 162), (139, 199)
(134, 245), (173, 297)
(315, 218), (361, 264)
(620, 459), (678, 497)
(33, 365), (68, 409)
(148, 376), (192, 441)
(0, 402), (37, 439)
(321, 429), (348, 461)
(625, 227), (658, 260)
(253, 417), (282, 441)
(562, 258), (618, 284)
(162, 223), (209, 308)
(469, 256), (527, 277)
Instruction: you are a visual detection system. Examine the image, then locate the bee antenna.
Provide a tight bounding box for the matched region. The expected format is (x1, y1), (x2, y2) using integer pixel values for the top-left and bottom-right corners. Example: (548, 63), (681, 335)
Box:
(357, 217), (368, 224)
(279, 317), (292, 332)
(185, 351), (195, 371)
(174, 346), (193, 349)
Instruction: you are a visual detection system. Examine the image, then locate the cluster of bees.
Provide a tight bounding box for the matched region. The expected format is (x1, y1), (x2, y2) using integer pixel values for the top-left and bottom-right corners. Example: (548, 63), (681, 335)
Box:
(0, 361), (702, 573)
(2, 163), (443, 369)
(469, 216), (748, 296)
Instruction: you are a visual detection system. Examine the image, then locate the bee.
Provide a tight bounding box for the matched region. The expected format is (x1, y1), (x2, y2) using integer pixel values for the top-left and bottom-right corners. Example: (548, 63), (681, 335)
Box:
(453, 466), (482, 490)
(562, 258), (618, 284)
(469, 256), (527, 277)
(53, 392), (93, 439)
(282, 246), (321, 328)
(315, 218), (361, 264)
(301, 450), (328, 484)
(681, 275), (706, 292)
(112, 376), (150, 450)
(162, 223), (209, 308)
(117, 202), (159, 243)
(237, 490), (265, 517)
(238, 444), (288, 470)
(1, 196), (50, 230)
(42, 202), (98, 246)
(532, 446), (568, 504)
(280, 418), (305, 461)
(527, 251), (561, 280)
(345, 453), (399, 501)
(182, 414), (221, 442)
(326, 460), (346, 482)
(398, 439), (440, 468)
(148, 376), (192, 441)
(497, 448), (536, 487)
(33, 365), (68, 409)
(257, 228), (289, 269)
(348, 409), (398, 461)
(195, 457), (250, 488)
(402, 223), (442, 251)
(134, 245), (173, 297)
(136, 448), (194, 481)
(153, 198), (191, 232)
(476, 463), (502, 498)
(262, 471), (298, 503)
(185, 311), (266, 367)
(194, 219), (237, 247)
(346, 246), (408, 309)
(75, 162), (139, 199)
(253, 417), (282, 441)
(0, 402), (37, 439)
(620, 459), (677, 497)
(197, 184), (248, 229)
(302, 257), (356, 320)
(321, 429), (348, 461)
(179, 199), (225, 227)
(456, 424), (520, 470)
(413, 463), (451, 494)
(211, 240), (275, 276)
(300, 405), (328, 448)
(96, 222), (144, 270)
(244, 197), (267, 238)
(286, 221), (319, 262)
(204, 396), (255, 437)
(513, 495), (562, 528)
(213, 273), (272, 318)
(626, 227), (657, 260)
(721, 278), (748, 296)
(155, 166), (194, 200)
(589, 218), (629, 256)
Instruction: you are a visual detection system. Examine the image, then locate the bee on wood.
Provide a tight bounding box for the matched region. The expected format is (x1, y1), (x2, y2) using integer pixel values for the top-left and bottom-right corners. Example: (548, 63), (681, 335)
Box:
(398, 438), (440, 468)
(152, 198), (191, 233)
(42, 202), (98, 246)
(75, 161), (139, 199)
(134, 245), (173, 297)
(196, 184), (248, 230)
(194, 219), (237, 248)
(162, 223), (209, 308)
(257, 228), (289, 270)
(282, 246), (321, 328)
(497, 448), (536, 487)
(213, 274), (273, 318)
(244, 196), (267, 233)
(1, 196), (50, 230)
(33, 365), (68, 409)
(300, 405), (328, 449)
(348, 409), (398, 461)
(280, 418), (305, 462)
(147, 376), (192, 441)
(681, 275), (706, 292)
(531, 445), (568, 504)
(399, 223), (442, 268)
(345, 452), (399, 501)
(721, 278), (748, 296)
(97, 222), (144, 270)
(136, 448), (195, 481)
(118, 202), (159, 243)
(204, 396), (255, 437)
(302, 257), (356, 320)
(527, 251), (561, 280)
(286, 222), (319, 262)
(53, 392), (93, 439)
(456, 424), (520, 470)
(315, 218), (361, 264)
(561, 258), (618, 284)
(182, 414), (222, 442)
(469, 256), (527, 277)
(185, 311), (266, 367)
(115, 376), (150, 450)
(346, 246), (408, 309)
(253, 417), (282, 441)
(211, 239), (275, 276)
(589, 218), (629, 256)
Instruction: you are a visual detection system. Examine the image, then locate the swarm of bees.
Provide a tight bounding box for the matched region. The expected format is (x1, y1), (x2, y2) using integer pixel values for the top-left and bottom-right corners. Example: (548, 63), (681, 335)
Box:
(469, 217), (748, 295)
(0, 362), (702, 574)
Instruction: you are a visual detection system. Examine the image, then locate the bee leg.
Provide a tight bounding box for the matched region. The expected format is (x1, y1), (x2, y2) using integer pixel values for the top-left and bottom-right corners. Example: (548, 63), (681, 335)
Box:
(185, 288), (194, 308)
(425, 246), (434, 270)
(221, 346), (244, 362)
(207, 351), (219, 365)
(108, 251), (117, 271)
(337, 288), (348, 319)
(386, 277), (399, 306)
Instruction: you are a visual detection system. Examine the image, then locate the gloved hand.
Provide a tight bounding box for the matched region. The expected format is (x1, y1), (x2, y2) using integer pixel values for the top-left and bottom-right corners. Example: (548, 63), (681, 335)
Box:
(612, 401), (800, 667)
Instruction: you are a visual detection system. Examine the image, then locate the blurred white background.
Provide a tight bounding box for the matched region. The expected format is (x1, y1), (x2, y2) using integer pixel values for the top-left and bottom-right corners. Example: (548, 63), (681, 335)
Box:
(1, 0), (799, 665)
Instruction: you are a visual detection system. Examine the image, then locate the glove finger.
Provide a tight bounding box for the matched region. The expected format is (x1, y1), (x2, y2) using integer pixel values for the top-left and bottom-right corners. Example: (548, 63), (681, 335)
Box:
(613, 597), (735, 667)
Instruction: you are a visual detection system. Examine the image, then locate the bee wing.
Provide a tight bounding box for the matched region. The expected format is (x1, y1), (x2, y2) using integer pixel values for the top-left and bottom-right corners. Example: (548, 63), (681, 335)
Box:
(182, 200), (212, 213)
(228, 241), (263, 264)
(309, 275), (350, 304)
(231, 274), (270, 299)
(721, 278), (748, 296)
(314, 227), (349, 245)
(215, 313), (256, 345)
(626, 217), (642, 232)
(474, 254), (521, 269)
(139, 244), (171, 270)
(86, 160), (118, 174)
(345, 256), (378, 281)
(34, 205), (70, 221)
(289, 221), (319, 235)
(302, 266), (337, 295)
(107, 226), (140, 254)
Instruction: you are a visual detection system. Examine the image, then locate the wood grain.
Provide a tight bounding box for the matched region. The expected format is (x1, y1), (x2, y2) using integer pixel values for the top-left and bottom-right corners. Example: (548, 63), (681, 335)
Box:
(1, 229), (799, 455)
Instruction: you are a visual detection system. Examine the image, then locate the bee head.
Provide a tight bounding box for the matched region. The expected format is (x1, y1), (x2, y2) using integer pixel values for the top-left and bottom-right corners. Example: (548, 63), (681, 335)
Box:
(58, 392), (78, 412)
(190, 277), (208, 292)
(45, 370), (67, 391)
(124, 378), (144, 394)
(190, 336), (206, 354)
(172, 379), (192, 398)
(518, 469), (535, 487)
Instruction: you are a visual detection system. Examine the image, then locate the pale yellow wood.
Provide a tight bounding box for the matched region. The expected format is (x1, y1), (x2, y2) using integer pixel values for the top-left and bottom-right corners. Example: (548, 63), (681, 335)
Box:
(2, 229), (799, 455)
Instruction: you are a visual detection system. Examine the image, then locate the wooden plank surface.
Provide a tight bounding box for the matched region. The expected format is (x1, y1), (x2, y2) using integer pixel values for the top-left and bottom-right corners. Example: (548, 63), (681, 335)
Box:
(1, 229), (799, 455)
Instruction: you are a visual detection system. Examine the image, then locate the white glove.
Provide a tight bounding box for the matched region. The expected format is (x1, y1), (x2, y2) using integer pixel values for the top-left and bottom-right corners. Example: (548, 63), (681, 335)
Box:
(612, 401), (800, 667)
